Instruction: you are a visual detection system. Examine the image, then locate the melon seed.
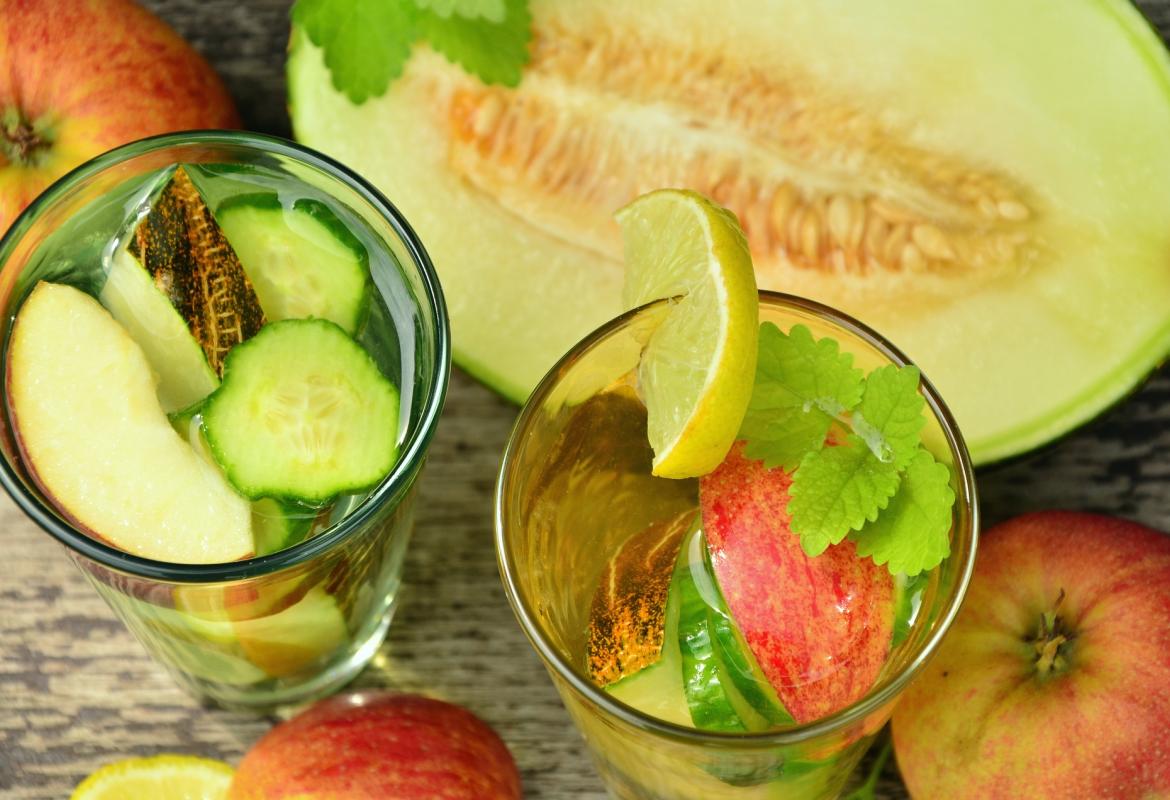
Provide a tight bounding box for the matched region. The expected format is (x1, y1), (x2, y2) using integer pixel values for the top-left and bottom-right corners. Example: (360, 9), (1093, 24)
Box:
(435, 26), (1039, 283)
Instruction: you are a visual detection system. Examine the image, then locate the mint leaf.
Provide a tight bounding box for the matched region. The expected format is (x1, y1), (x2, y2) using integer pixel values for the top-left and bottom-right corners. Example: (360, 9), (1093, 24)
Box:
(293, 0), (418, 104)
(418, 0), (531, 86)
(852, 449), (955, 575)
(413, 0), (506, 22)
(854, 365), (926, 470)
(788, 436), (900, 557)
(738, 323), (863, 470)
(757, 323), (864, 413)
(741, 404), (831, 471)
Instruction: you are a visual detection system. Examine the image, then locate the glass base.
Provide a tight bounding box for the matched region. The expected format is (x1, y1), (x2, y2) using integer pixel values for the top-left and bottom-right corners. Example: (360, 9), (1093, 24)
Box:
(177, 604), (397, 713)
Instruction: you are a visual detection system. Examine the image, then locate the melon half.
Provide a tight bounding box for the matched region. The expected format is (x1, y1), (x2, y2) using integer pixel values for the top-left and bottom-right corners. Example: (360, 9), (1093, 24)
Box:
(288, 0), (1170, 464)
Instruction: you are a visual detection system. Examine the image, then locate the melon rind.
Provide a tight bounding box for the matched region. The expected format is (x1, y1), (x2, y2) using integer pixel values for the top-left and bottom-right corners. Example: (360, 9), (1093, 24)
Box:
(288, 0), (1170, 464)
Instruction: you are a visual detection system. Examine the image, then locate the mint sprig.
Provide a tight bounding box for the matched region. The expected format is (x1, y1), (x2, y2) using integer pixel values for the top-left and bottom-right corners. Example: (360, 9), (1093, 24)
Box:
(739, 324), (955, 575)
(852, 450), (955, 574)
(415, 0), (506, 22)
(739, 322), (862, 471)
(787, 435), (900, 557)
(292, 0), (419, 104)
(293, 0), (532, 104)
(854, 364), (926, 470)
(417, 0), (531, 86)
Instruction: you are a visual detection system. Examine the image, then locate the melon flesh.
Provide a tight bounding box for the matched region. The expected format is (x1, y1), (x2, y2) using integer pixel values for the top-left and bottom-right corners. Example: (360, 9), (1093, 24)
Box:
(288, 0), (1170, 464)
(7, 282), (252, 564)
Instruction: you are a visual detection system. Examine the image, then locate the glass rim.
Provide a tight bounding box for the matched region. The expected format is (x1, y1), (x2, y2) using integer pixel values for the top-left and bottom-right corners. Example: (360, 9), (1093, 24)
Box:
(0, 129), (451, 583)
(494, 289), (979, 748)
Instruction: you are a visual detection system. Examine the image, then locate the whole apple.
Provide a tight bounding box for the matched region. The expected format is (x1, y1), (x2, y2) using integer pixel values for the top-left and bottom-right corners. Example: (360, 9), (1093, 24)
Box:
(0, 0), (239, 233)
(229, 691), (522, 799)
(892, 511), (1170, 799)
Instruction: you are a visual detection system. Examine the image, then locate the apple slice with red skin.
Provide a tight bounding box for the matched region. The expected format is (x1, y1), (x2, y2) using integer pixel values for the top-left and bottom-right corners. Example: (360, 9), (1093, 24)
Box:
(893, 511), (1170, 800)
(6, 281), (252, 563)
(229, 691), (521, 799)
(0, 0), (239, 234)
(699, 442), (895, 724)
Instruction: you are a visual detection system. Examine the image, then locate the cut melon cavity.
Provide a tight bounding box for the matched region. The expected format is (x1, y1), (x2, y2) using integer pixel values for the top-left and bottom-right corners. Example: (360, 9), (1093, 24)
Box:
(289, 0), (1170, 464)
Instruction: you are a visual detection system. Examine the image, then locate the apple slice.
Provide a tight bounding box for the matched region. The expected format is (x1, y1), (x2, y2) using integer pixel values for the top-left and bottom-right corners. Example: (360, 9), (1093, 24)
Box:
(700, 443), (894, 723)
(7, 281), (252, 563)
(234, 586), (348, 678)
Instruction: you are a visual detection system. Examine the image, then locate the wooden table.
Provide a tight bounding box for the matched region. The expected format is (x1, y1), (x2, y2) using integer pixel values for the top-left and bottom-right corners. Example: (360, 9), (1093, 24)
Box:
(4, 2), (1170, 797)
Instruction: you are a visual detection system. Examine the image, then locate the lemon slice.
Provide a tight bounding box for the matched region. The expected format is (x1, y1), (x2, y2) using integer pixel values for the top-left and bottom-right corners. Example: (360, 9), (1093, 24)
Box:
(71, 755), (234, 800)
(615, 189), (759, 479)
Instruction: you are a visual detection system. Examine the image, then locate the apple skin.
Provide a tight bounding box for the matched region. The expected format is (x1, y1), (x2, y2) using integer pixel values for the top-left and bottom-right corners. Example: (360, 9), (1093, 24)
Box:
(229, 691), (522, 799)
(700, 442), (895, 724)
(893, 511), (1170, 800)
(0, 0), (240, 233)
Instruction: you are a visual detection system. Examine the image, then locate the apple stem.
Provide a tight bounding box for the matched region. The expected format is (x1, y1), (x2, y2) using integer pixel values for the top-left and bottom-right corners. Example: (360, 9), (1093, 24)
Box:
(1032, 589), (1073, 677)
(1, 111), (49, 167)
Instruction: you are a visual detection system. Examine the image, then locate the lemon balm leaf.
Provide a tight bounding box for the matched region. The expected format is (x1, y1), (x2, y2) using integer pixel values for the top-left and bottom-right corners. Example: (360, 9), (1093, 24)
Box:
(417, 0), (532, 87)
(293, 0), (531, 101)
(740, 403), (832, 471)
(737, 321), (954, 574)
(413, 0), (506, 22)
(788, 436), (901, 557)
(851, 449), (954, 575)
(293, 0), (418, 104)
(854, 365), (927, 470)
(738, 323), (863, 469)
(756, 323), (864, 414)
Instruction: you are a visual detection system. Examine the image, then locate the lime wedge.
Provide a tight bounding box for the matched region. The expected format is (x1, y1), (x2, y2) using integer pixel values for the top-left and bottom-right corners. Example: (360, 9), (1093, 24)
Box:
(615, 189), (759, 478)
(71, 755), (233, 800)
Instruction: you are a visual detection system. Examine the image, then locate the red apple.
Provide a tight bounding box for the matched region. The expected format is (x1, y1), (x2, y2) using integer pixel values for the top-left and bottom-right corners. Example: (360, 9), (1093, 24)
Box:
(0, 0), (239, 234)
(229, 692), (522, 799)
(893, 511), (1170, 799)
(700, 443), (895, 723)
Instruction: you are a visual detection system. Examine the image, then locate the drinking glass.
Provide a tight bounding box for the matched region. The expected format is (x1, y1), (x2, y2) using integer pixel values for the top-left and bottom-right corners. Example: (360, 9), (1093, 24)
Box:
(0, 131), (450, 710)
(496, 291), (977, 799)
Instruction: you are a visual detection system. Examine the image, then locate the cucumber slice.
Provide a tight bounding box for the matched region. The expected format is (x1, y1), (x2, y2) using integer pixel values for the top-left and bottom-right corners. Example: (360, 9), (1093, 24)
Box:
(100, 247), (219, 413)
(202, 319), (399, 503)
(604, 534), (691, 727)
(251, 498), (316, 556)
(676, 526), (746, 732)
(167, 398), (205, 440)
(893, 572), (929, 648)
(216, 194), (370, 334)
(700, 538), (795, 730)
